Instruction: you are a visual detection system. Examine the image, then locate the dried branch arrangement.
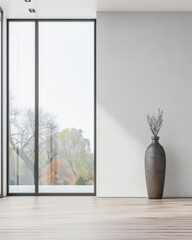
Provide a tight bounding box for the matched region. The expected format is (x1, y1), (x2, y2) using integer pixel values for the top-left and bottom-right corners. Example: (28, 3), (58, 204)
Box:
(147, 109), (163, 137)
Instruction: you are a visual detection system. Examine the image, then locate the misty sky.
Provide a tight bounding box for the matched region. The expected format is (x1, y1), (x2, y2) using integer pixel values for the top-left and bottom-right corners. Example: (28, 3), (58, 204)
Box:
(9, 21), (94, 151)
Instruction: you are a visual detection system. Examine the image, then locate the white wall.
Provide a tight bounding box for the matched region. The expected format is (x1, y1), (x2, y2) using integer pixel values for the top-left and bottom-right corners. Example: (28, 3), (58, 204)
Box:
(97, 12), (192, 197)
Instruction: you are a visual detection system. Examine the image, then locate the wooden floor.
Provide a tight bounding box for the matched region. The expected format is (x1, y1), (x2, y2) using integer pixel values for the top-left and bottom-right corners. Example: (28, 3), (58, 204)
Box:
(0, 197), (192, 239)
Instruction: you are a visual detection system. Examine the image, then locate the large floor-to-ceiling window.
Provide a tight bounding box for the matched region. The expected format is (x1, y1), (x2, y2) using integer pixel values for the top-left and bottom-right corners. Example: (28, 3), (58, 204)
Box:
(0, 8), (3, 197)
(8, 20), (95, 195)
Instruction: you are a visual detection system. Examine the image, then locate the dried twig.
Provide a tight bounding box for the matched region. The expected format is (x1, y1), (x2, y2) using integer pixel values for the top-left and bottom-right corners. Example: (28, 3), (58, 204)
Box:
(147, 109), (163, 137)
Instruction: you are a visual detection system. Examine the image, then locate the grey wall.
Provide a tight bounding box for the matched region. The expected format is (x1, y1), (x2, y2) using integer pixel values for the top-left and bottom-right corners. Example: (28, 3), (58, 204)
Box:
(97, 12), (192, 197)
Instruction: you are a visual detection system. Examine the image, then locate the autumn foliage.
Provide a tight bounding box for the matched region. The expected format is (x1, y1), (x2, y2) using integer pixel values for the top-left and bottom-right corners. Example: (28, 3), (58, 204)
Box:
(41, 158), (76, 185)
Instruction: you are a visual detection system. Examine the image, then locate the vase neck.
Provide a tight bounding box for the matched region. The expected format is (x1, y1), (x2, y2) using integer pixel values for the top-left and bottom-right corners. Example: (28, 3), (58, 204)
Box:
(151, 136), (159, 143)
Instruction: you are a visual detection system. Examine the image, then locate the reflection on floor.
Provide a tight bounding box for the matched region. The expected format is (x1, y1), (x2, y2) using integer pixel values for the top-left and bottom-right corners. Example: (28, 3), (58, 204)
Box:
(9, 185), (94, 193)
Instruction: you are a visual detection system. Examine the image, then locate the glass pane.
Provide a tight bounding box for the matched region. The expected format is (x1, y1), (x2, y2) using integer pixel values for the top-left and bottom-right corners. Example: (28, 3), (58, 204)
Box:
(9, 22), (35, 193)
(39, 22), (94, 193)
(0, 10), (2, 196)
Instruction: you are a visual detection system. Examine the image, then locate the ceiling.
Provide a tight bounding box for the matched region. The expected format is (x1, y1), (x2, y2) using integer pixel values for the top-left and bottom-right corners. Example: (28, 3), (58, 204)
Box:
(1, 0), (192, 19)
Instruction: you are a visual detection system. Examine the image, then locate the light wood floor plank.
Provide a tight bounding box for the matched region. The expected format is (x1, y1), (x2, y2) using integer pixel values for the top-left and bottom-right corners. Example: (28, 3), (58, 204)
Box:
(0, 197), (192, 239)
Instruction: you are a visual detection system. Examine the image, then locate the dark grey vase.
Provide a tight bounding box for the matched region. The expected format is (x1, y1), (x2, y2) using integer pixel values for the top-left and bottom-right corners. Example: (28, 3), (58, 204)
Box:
(145, 136), (166, 199)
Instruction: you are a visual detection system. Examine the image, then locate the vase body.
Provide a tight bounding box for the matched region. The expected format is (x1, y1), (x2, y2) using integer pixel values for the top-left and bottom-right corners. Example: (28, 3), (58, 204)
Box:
(145, 136), (166, 199)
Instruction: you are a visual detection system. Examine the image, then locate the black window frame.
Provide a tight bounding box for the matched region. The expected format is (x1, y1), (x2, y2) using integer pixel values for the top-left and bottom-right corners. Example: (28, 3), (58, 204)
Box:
(0, 7), (3, 198)
(7, 19), (96, 196)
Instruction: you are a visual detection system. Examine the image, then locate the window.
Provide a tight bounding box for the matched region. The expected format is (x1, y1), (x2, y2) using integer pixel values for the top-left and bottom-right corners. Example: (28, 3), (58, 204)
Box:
(9, 22), (35, 193)
(8, 20), (95, 195)
(0, 8), (3, 197)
